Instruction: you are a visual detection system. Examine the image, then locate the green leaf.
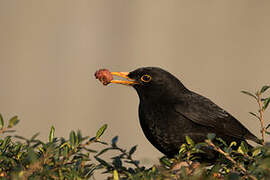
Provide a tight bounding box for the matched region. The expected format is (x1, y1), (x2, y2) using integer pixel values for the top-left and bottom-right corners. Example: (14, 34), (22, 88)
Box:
(194, 142), (207, 149)
(49, 126), (55, 143)
(113, 170), (119, 180)
(252, 148), (261, 157)
(151, 166), (157, 173)
(241, 91), (257, 99)
(14, 135), (28, 141)
(112, 136), (118, 147)
(237, 146), (244, 155)
(160, 157), (172, 167)
(179, 144), (187, 154)
(125, 160), (139, 166)
(263, 98), (270, 110)
(95, 147), (113, 157)
(260, 85), (270, 94)
(229, 141), (237, 148)
(249, 112), (260, 120)
(0, 114), (3, 129)
(185, 136), (194, 146)
(8, 116), (19, 128)
(63, 146), (69, 157)
(69, 130), (76, 147)
(216, 137), (228, 146)
(31, 133), (40, 141)
(237, 142), (248, 155)
(129, 145), (137, 156)
(96, 124), (107, 139)
(76, 130), (83, 143)
(207, 133), (216, 140)
(112, 157), (122, 168)
(1, 136), (11, 149)
(60, 142), (70, 149)
(95, 156), (112, 168)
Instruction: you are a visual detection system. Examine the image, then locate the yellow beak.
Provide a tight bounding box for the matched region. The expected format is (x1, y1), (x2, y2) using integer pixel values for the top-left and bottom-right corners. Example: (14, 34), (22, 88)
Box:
(110, 72), (138, 85)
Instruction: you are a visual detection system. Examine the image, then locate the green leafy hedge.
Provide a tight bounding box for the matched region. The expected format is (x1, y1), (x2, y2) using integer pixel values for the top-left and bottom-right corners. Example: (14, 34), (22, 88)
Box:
(0, 86), (269, 180)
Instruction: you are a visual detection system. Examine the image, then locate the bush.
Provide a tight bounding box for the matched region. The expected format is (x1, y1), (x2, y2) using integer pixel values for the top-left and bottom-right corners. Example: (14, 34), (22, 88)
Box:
(0, 86), (269, 179)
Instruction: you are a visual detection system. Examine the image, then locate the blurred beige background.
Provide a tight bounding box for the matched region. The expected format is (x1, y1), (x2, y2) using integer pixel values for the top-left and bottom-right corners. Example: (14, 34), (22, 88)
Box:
(0, 0), (270, 178)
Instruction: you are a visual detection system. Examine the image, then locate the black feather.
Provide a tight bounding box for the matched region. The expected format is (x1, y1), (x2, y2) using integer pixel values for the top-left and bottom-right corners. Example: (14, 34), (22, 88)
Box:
(127, 67), (260, 160)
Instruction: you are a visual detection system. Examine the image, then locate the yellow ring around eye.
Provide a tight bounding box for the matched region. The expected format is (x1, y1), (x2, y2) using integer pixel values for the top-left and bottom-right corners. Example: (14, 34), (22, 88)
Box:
(141, 74), (152, 82)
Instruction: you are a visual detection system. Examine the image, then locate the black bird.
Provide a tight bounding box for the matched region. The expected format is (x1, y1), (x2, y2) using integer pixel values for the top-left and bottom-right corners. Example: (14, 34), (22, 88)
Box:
(109, 67), (260, 158)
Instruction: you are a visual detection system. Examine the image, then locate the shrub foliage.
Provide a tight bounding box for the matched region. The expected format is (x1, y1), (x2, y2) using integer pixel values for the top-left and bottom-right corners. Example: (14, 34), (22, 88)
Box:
(0, 86), (269, 180)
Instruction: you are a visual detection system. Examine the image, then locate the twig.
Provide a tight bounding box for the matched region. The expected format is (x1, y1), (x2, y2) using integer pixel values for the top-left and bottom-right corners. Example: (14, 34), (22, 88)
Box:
(205, 140), (257, 180)
(0, 128), (15, 134)
(53, 137), (97, 169)
(256, 92), (266, 145)
(113, 146), (141, 169)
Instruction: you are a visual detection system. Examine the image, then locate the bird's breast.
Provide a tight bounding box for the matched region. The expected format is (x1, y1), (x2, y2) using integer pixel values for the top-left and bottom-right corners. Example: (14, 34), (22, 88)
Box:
(138, 101), (189, 154)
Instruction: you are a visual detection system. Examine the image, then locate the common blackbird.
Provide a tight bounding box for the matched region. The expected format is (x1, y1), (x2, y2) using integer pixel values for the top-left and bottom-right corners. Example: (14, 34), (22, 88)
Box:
(100, 67), (260, 159)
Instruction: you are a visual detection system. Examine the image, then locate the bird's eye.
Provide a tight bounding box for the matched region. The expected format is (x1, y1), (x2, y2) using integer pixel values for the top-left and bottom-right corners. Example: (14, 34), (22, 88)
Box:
(141, 74), (152, 82)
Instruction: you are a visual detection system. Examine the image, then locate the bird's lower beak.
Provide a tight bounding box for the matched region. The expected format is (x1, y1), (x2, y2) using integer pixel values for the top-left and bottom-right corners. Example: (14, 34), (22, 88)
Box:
(110, 72), (138, 85)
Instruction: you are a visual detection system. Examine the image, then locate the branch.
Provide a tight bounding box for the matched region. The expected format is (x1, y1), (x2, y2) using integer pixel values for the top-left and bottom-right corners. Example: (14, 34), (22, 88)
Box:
(205, 140), (257, 180)
(256, 92), (266, 145)
(0, 128), (16, 134)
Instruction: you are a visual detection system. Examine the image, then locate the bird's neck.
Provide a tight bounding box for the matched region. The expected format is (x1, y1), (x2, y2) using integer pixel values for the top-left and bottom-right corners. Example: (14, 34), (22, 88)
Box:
(138, 87), (189, 104)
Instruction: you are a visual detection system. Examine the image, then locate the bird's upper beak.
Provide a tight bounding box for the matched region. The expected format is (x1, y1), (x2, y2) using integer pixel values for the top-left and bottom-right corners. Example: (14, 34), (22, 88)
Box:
(110, 72), (138, 85)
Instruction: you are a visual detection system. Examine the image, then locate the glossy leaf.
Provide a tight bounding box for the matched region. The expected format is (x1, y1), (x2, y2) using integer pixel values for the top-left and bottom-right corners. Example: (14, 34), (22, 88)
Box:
(260, 85), (270, 94)
(129, 145), (137, 156)
(49, 126), (55, 143)
(96, 124), (107, 139)
(229, 141), (237, 148)
(95, 157), (112, 168)
(113, 170), (119, 180)
(0, 113), (3, 129)
(179, 144), (187, 154)
(185, 136), (194, 146)
(217, 137), (228, 146)
(249, 112), (260, 120)
(112, 136), (118, 147)
(238, 142), (247, 155)
(95, 147), (113, 157)
(8, 116), (19, 128)
(1, 136), (11, 149)
(263, 97), (270, 110)
(112, 157), (122, 168)
(30, 133), (40, 141)
(241, 91), (257, 99)
(160, 157), (172, 167)
(237, 146), (244, 155)
(69, 130), (76, 147)
(252, 148), (261, 157)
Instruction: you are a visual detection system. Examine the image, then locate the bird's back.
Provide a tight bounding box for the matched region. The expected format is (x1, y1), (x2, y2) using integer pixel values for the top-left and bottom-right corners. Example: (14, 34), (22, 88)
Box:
(138, 99), (216, 157)
(138, 91), (260, 158)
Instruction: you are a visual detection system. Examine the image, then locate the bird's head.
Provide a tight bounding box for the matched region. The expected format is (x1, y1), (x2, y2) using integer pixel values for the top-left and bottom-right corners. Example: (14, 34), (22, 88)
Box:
(111, 67), (189, 102)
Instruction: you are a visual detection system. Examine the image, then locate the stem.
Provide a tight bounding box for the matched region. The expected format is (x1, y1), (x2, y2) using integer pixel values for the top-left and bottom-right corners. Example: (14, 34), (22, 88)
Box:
(257, 93), (266, 145)
(0, 128), (15, 134)
(114, 146), (140, 169)
(205, 140), (257, 180)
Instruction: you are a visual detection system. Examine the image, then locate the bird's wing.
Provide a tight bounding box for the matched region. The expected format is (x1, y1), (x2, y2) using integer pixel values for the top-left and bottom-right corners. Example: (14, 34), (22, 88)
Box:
(174, 92), (254, 141)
